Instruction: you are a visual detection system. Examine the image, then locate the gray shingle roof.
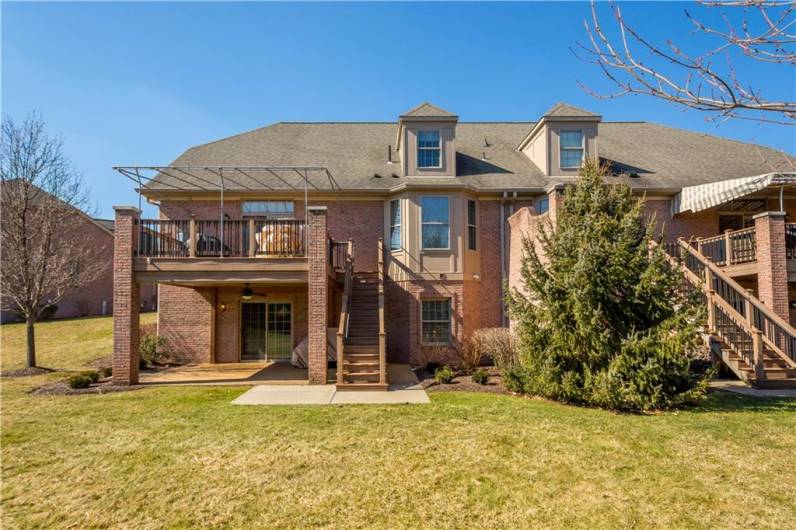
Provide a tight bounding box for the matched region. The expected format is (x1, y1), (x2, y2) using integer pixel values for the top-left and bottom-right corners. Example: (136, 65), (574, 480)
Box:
(145, 120), (794, 194)
(400, 102), (457, 119)
(543, 102), (600, 118)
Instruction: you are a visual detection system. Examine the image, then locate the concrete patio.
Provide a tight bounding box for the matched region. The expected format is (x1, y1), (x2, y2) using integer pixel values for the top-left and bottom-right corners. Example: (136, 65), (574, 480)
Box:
(139, 362), (430, 404)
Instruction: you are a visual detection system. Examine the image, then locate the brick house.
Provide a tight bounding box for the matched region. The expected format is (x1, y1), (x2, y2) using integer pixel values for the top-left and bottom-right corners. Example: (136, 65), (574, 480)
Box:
(0, 184), (156, 323)
(112, 102), (796, 388)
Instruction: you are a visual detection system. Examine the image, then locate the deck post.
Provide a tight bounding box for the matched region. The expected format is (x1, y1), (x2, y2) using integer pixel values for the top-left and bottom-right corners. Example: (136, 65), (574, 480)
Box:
(307, 206), (329, 384)
(724, 230), (732, 265)
(248, 218), (256, 257)
(189, 216), (197, 258)
(112, 206), (141, 385)
(704, 259), (716, 334)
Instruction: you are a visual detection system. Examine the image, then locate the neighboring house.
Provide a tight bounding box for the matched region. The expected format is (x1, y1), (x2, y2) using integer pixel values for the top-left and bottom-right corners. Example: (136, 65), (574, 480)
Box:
(111, 102), (796, 388)
(0, 188), (156, 323)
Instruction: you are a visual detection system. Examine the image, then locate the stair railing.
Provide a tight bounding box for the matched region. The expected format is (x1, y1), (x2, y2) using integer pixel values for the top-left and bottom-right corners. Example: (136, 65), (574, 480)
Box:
(336, 238), (354, 385)
(659, 239), (796, 380)
(377, 238), (387, 386)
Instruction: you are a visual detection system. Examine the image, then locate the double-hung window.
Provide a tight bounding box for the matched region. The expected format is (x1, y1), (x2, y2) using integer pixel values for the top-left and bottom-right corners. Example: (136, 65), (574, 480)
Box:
(417, 130), (441, 168)
(422, 299), (451, 344)
(467, 200), (477, 251)
(389, 199), (402, 251)
(421, 196), (449, 249)
(559, 130), (584, 169)
(242, 201), (294, 219)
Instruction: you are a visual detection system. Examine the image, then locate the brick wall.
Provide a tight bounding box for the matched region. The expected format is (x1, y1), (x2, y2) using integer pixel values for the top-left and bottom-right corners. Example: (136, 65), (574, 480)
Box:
(478, 200), (504, 328)
(158, 284), (215, 363)
(754, 212), (789, 321)
(112, 207), (140, 385)
(307, 207), (329, 384)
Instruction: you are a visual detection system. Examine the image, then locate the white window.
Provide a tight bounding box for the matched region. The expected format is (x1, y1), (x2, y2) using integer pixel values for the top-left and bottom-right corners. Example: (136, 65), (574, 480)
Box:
(389, 199), (402, 251)
(560, 130), (584, 169)
(537, 196), (549, 215)
(421, 196), (449, 249)
(467, 199), (477, 251)
(417, 130), (441, 168)
(422, 299), (451, 344)
(242, 201), (294, 218)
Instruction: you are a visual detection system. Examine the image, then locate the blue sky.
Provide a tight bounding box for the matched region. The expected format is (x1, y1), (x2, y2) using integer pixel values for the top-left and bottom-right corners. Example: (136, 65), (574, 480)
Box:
(3, 1), (794, 218)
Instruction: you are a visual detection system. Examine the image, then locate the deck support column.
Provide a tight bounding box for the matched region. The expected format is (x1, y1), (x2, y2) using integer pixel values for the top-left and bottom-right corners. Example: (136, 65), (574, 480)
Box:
(307, 206), (329, 384)
(754, 211), (789, 323)
(112, 206), (141, 385)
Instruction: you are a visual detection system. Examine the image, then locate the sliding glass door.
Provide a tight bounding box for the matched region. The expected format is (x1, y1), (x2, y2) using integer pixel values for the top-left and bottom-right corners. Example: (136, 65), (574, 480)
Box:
(241, 301), (292, 361)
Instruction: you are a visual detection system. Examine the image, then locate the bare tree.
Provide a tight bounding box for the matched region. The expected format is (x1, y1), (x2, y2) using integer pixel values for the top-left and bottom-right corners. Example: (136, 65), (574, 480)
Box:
(1, 114), (106, 368)
(578, 1), (796, 124)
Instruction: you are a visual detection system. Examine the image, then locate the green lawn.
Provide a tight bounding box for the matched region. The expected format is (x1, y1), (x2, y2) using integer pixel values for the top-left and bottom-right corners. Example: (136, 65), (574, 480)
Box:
(2, 317), (795, 529)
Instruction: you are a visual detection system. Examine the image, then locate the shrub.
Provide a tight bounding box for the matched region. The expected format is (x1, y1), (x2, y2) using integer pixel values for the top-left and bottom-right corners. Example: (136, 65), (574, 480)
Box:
(506, 159), (710, 411)
(502, 365), (528, 394)
(140, 332), (168, 365)
(469, 328), (518, 370)
(434, 365), (455, 384)
(99, 366), (112, 378)
(67, 374), (92, 389)
(471, 368), (489, 385)
(38, 304), (58, 321)
(80, 370), (100, 383)
(460, 338), (484, 373)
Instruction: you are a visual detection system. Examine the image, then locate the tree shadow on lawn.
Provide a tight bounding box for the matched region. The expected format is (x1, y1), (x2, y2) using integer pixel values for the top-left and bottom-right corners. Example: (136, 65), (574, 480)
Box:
(693, 391), (796, 414)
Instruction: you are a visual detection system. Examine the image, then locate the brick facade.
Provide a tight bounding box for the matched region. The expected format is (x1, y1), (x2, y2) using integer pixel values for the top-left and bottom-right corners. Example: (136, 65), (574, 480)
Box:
(307, 206), (329, 384)
(754, 212), (789, 321)
(112, 207), (141, 385)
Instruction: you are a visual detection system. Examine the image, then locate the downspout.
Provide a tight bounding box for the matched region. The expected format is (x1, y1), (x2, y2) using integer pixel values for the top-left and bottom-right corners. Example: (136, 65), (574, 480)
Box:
(500, 192), (507, 327)
(780, 185), (785, 212)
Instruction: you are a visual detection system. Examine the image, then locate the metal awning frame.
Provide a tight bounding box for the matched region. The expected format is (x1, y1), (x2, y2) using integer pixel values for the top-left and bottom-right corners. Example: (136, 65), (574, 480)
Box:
(113, 165), (341, 257)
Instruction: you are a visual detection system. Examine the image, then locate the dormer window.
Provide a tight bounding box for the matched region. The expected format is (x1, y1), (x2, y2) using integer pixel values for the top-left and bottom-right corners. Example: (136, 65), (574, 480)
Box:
(417, 130), (441, 168)
(560, 130), (584, 169)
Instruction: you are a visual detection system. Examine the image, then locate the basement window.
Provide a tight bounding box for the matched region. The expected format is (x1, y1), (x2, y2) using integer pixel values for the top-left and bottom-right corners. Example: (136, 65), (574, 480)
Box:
(422, 299), (451, 344)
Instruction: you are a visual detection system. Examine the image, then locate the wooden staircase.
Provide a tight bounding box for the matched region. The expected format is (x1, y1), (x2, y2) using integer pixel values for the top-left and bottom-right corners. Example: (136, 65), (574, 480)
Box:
(661, 239), (796, 389)
(335, 240), (388, 391)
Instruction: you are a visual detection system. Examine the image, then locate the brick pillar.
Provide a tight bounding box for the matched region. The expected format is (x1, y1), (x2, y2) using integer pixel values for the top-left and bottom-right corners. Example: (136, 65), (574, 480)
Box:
(112, 206), (141, 385)
(754, 211), (789, 321)
(547, 186), (565, 226)
(307, 206), (329, 384)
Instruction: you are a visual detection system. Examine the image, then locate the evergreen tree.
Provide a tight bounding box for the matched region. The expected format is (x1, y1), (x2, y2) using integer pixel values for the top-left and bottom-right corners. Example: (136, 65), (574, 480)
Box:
(506, 159), (710, 411)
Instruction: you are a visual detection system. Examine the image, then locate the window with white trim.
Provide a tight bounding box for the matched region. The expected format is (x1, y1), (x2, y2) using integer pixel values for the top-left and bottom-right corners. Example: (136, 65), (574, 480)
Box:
(467, 199), (477, 251)
(241, 201), (294, 218)
(559, 130), (584, 169)
(421, 196), (449, 249)
(389, 199), (401, 251)
(422, 299), (451, 344)
(417, 130), (441, 168)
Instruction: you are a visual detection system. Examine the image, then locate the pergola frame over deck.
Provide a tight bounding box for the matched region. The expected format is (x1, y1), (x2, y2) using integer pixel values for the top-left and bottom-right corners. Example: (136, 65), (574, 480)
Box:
(113, 165), (341, 256)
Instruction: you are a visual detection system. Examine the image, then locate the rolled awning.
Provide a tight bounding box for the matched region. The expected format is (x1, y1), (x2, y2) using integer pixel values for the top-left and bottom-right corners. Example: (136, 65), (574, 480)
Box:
(672, 172), (796, 214)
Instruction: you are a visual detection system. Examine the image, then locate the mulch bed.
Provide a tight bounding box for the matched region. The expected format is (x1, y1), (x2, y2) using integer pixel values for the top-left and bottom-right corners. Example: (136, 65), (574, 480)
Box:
(415, 367), (511, 395)
(2, 366), (56, 378)
(30, 378), (143, 396)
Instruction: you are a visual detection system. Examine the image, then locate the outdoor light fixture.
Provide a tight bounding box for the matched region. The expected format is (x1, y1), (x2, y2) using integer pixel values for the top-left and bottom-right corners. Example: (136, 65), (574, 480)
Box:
(219, 303), (228, 313)
(241, 284), (254, 300)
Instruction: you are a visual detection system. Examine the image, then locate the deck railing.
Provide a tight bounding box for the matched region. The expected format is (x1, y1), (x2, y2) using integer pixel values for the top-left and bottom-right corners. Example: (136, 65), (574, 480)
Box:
(135, 218), (306, 258)
(661, 239), (796, 373)
(336, 239), (354, 386)
(697, 227), (756, 267)
(377, 237), (387, 386)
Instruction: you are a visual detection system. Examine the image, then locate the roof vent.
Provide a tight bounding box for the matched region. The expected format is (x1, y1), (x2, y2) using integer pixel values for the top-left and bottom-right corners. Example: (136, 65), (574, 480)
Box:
(483, 136), (490, 147)
(391, 173), (399, 179)
(374, 173), (382, 179)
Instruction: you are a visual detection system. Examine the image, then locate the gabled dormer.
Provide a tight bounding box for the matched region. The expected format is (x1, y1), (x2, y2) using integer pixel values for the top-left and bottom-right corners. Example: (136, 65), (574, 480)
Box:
(518, 103), (601, 176)
(396, 102), (458, 178)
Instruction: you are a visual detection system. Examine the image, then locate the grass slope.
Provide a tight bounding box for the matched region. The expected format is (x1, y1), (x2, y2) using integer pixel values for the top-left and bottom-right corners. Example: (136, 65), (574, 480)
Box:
(2, 316), (795, 529)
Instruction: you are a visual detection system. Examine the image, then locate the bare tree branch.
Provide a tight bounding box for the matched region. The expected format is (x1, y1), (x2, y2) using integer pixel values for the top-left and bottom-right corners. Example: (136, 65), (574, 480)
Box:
(1, 114), (107, 367)
(577, 0), (796, 124)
